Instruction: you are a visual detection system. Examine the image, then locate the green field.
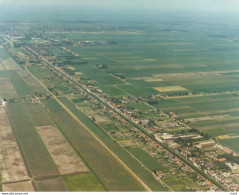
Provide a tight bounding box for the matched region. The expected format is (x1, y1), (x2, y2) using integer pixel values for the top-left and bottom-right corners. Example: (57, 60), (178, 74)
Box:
(35, 177), (68, 191)
(100, 86), (128, 97)
(126, 147), (165, 172)
(126, 102), (152, 111)
(63, 173), (105, 191)
(0, 48), (11, 59)
(0, 71), (33, 98)
(219, 138), (239, 153)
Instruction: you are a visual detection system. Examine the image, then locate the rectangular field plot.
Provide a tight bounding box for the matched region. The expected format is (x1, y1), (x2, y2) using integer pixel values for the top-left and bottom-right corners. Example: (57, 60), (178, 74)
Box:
(204, 127), (239, 138)
(188, 99), (239, 112)
(184, 115), (230, 123)
(62, 173), (105, 192)
(152, 99), (184, 109)
(100, 86), (128, 97)
(126, 102), (152, 112)
(154, 86), (187, 92)
(35, 177), (68, 191)
(0, 78), (18, 98)
(118, 85), (159, 97)
(36, 125), (89, 175)
(126, 147), (165, 172)
(145, 78), (164, 82)
(2, 181), (34, 192)
(1, 59), (18, 70)
(0, 48), (11, 59)
(0, 107), (30, 183)
(27, 104), (54, 127)
(184, 82), (239, 93)
(17, 71), (46, 93)
(219, 137), (239, 153)
(127, 80), (172, 88)
(2, 71), (33, 98)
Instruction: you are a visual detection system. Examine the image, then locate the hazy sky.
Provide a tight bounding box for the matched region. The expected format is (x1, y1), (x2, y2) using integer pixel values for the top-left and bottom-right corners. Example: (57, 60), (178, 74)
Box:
(1, 0), (239, 12)
(0, 0), (239, 23)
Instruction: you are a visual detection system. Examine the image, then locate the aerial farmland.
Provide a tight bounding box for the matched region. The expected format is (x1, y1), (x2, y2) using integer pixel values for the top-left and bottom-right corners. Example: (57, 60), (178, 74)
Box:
(0, 0), (239, 192)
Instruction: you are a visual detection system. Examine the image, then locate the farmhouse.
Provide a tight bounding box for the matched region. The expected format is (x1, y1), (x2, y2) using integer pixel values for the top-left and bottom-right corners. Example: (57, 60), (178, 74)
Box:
(197, 141), (215, 148)
(218, 158), (226, 162)
(161, 134), (174, 141)
(222, 148), (231, 154)
(178, 134), (197, 140)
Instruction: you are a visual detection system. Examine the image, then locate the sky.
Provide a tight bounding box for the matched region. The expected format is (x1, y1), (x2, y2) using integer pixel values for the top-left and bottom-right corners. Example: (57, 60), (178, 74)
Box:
(0, 0), (239, 23)
(1, 0), (239, 12)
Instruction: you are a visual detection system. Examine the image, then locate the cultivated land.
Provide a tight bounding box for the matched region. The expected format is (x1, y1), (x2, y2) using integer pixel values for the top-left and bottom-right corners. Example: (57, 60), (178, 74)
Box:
(0, 107), (30, 183)
(2, 181), (34, 192)
(65, 37), (239, 153)
(36, 125), (89, 175)
(0, 48), (19, 70)
(6, 103), (60, 178)
(35, 177), (68, 192)
(62, 173), (105, 192)
(0, 78), (18, 98)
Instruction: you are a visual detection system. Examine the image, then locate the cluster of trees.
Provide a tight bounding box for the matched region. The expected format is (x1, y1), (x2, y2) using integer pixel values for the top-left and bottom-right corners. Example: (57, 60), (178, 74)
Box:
(110, 97), (121, 104)
(218, 153), (239, 165)
(200, 132), (210, 139)
(214, 161), (231, 171)
(148, 99), (158, 105)
(58, 60), (88, 66)
(147, 119), (156, 127)
(63, 68), (75, 75)
(190, 148), (204, 157)
(165, 91), (191, 97)
(189, 128), (199, 133)
(174, 137), (194, 147)
(113, 72), (125, 79)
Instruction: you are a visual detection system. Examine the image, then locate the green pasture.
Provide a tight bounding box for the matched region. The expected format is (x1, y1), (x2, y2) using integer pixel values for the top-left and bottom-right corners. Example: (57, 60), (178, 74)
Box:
(0, 70), (33, 97)
(35, 177), (68, 191)
(117, 85), (159, 97)
(219, 138), (239, 153)
(126, 147), (165, 172)
(0, 48), (10, 59)
(126, 102), (152, 112)
(100, 86), (128, 97)
(63, 173), (105, 191)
